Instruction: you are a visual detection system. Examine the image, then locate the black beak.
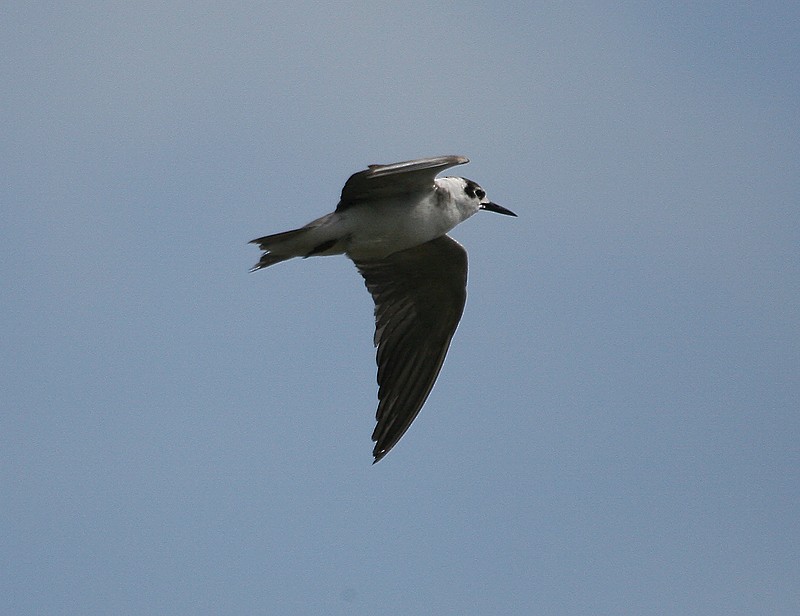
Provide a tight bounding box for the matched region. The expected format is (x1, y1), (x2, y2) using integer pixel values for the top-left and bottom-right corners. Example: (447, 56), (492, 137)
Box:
(480, 202), (517, 217)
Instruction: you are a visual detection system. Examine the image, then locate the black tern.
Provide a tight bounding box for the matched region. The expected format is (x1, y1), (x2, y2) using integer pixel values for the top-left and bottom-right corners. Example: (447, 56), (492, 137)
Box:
(250, 155), (516, 462)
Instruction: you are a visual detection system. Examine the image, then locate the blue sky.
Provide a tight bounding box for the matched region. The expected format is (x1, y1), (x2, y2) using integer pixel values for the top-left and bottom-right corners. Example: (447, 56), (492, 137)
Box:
(2, 2), (798, 614)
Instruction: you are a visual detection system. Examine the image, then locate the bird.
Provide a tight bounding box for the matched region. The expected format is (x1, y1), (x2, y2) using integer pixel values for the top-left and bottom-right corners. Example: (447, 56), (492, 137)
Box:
(250, 155), (516, 462)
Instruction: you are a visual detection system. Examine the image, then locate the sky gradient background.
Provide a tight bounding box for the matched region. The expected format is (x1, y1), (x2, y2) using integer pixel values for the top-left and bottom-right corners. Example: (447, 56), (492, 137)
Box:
(3, 2), (799, 614)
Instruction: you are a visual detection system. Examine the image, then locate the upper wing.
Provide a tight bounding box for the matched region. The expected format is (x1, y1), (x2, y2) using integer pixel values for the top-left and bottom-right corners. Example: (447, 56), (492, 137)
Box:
(336, 155), (469, 211)
(353, 235), (468, 462)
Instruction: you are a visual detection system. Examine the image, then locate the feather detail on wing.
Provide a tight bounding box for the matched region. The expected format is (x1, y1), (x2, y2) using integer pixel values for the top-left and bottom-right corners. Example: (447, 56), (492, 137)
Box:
(337, 155), (468, 211)
(353, 235), (468, 462)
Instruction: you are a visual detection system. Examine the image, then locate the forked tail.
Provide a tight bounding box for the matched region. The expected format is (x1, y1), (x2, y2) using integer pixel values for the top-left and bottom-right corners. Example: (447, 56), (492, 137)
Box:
(249, 213), (345, 271)
(249, 228), (309, 271)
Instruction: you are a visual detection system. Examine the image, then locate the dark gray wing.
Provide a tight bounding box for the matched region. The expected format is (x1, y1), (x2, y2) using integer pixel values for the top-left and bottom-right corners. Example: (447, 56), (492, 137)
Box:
(353, 235), (468, 462)
(337, 155), (468, 211)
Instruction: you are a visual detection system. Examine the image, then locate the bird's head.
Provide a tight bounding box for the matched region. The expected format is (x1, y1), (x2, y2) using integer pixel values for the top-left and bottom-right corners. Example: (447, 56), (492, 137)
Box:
(438, 176), (517, 220)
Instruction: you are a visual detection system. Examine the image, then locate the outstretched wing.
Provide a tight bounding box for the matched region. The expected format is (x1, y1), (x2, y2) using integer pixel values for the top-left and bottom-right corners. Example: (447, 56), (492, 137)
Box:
(353, 235), (468, 462)
(337, 155), (469, 211)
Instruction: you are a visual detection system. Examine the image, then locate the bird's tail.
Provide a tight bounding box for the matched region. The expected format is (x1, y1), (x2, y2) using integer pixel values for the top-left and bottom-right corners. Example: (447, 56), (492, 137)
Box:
(249, 213), (345, 272)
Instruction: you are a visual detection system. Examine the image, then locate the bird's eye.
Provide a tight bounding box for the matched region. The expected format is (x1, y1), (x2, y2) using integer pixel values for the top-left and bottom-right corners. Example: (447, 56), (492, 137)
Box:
(464, 181), (485, 200)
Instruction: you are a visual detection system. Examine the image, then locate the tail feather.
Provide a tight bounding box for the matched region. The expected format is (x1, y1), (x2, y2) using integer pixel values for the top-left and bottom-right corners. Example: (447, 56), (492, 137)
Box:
(249, 227), (308, 271)
(249, 213), (345, 272)
(249, 227), (310, 251)
(250, 252), (293, 272)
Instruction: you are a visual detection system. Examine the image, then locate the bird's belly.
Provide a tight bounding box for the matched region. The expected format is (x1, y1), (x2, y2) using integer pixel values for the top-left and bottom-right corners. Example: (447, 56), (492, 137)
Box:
(343, 206), (455, 259)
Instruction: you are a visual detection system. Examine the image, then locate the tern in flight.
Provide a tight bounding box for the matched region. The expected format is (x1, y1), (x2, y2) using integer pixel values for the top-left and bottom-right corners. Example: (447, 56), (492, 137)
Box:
(250, 155), (516, 462)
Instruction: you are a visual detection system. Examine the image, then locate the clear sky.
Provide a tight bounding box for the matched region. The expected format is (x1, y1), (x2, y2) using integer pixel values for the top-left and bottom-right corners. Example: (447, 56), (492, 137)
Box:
(2, 2), (798, 614)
